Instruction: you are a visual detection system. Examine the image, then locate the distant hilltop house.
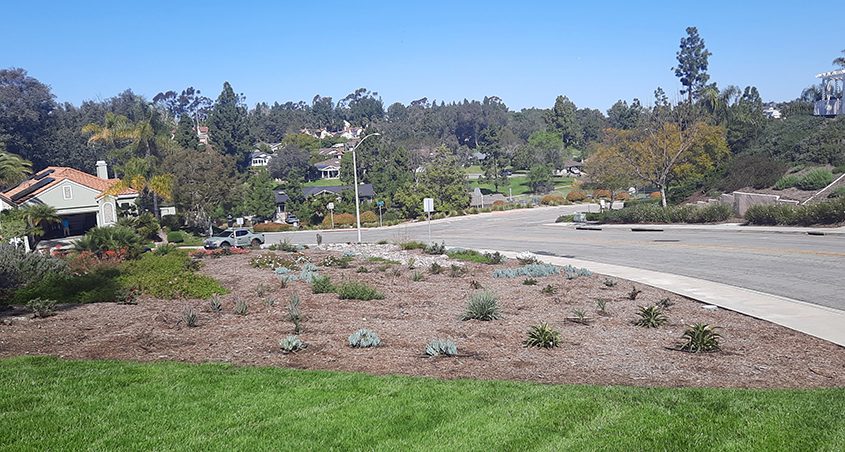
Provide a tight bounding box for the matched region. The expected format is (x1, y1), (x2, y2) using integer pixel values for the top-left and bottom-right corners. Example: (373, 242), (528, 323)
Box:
(763, 106), (782, 119)
(813, 68), (845, 117)
(299, 120), (364, 140)
(249, 150), (273, 167)
(196, 126), (209, 145)
(314, 158), (341, 179)
(0, 161), (139, 238)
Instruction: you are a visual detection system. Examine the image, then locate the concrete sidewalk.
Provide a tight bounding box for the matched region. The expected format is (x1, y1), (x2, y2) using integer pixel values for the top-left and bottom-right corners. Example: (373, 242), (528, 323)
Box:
(548, 222), (845, 235)
(494, 250), (845, 347)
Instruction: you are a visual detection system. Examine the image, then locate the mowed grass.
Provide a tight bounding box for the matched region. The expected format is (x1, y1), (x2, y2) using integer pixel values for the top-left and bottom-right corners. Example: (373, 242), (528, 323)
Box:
(2, 357), (844, 451)
(470, 175), (575, 196)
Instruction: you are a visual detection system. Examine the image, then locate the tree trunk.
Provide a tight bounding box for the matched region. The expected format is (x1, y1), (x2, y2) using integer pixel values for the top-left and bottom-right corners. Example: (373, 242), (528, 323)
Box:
(152, 191), (160, 219)
(660, 186), (667, 207)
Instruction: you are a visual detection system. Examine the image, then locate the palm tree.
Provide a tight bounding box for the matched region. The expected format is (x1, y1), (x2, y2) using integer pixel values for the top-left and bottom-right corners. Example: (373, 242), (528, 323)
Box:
(105, 157), (173, 218)
(82, 112), (139, 164)
(0, 144), (32, 189)
(20, 204), (60, 245)
(834, 49), (845, 68)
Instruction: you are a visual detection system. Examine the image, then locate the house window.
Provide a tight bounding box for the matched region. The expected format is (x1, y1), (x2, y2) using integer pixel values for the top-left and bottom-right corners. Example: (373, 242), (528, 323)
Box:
(102, 202), (115, 224)
(62, 186), (73, 200)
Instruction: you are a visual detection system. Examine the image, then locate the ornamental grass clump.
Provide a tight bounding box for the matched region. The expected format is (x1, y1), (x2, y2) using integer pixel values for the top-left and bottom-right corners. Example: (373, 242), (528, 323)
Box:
(233, 297), (248, 316)
(425, 339), (458, 357)
(348, 328), (382, 348)
(524, 323), (561, 348)
(679, 323), (722, 353)
(287, 294), (302, 334)
(209, 294), (223, 313)
(461, 290), (501, 321)
(634, 305), (667, 328)
(336, 281), (384, 301)
(182, 306), (198, 327)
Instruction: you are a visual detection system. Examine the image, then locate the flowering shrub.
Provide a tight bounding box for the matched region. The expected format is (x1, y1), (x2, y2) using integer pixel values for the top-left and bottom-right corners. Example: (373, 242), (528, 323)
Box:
(566, 190), (587, 202)
(321, 213), (356, 228)
(360, 211), (378, 223)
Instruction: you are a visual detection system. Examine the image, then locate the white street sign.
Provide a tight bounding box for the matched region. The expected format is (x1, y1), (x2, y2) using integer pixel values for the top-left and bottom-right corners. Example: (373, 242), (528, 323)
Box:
(423, 198), (434, 213)
(236, 217), (244, 226)
(327, 202), (335, 210)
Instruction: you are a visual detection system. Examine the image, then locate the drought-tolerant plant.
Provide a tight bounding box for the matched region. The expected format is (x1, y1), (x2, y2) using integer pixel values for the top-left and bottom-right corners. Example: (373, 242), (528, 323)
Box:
(492, 263), (559, 278)
(424, 241), (446, 255)
(265, 297), (276, 307)
(425, 338), (458, 357)
(603, 278), (617, 288)
(568, 309), (591, 325)
(399, 240), (426, 250)
(356, 265), (369, 273)
(348, 328), (382, 348)
(541, 284), (557, 295)
(634, 305), (667, 328)
(448, 264), (467, 278)
(679, 323), (722, 353)
(516, 253), (538, 265)
(182, 307), (198, 327)
(523, 323), (561, 348)
(209, 294), (223, 313)
(562, 265), (592, 280)
(484, 251), (505, 264)
(0, 245), (67, 293)
(774, 174), (800, 190)
(279, 335), (306, 353)
(336, 281), (385, 300)
(73, 225), (145, 258)
(27, 298), (57, 318)
(311, 275), (334, 294)
(407, 257), (416, 269)
(153, 243), (178, 255)
(657, 297), (675, 310)
(627, 286), (643, 300)
(745, 197), (845, 226)
(250, 253), (298, 270)
(461, 290), (501, 321)
(796, 169), (833, 191)
(429, 262), (443, 274)
(321, 255), (353, 268)
(469, 279), (482, 289)
(119, 252), (227, 300)
(254, 283), (270, 298)
(376, 239), (388, 245)
(269, 239), (300, 252)
(287, 294), (302, 333)
(366, 256), (399, 265)
(390, 268), (402, 277)
(411, 270), (424, 282)
(233, 297), (248, 316)
(447, 248), (494, 264)
(596, 299), (609, 315)
(523, 277), (538, 286)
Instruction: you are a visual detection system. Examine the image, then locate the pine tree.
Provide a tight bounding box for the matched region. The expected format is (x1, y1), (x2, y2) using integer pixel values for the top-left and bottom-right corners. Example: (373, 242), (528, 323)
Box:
(673, 27), (712, 103)
(207, 82), (251, 165)
(174, 114), (199, 149)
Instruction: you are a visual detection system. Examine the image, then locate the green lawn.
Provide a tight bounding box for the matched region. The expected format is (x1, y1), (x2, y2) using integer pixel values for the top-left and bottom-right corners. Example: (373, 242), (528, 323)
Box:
(302, 178), (344, 187)
(2, 357), (844, 450)
(470, 175), (575, 196)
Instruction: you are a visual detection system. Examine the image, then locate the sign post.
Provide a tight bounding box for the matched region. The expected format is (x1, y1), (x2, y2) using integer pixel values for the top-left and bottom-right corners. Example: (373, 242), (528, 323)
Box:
(376, 200), (385, 227)
(327, 202), (335, 229)
(423, 197), (434, 244)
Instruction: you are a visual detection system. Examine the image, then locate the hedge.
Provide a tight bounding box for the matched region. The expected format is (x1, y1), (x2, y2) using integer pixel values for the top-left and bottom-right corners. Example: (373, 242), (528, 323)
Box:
(745, 198), (845, 226)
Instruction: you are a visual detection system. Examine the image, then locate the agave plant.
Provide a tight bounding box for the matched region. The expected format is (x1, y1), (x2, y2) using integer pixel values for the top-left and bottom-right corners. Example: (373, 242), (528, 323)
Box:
(348, 328), (381, 348)
(679, 323), (721, 353)
(461, 290), (500, 321)
(634, 305), (668, 328)
(279, 335), (306, 353)
(425, 339), (457, 357)
(524, 323), (561, 348)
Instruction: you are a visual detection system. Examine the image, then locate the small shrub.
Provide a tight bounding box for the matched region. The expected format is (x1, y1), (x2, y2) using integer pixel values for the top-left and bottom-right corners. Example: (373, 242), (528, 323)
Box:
(120, 252), (226, 300)
(348, 328), (381, 348)
(469, 280), (482, 289)
(254, 283), (270, 298)
(523, 277), (538, 286)
(399, 241), (426, 250)
(447, 248), (497, 264)
(541, 284), (557, 295)
(311, 275), (334, 294)
(484, 251), (505, 264)
(603, 278), (617, 288)
(182, 306), (198, 327)
(461, 290), (501, 321)
(250, 253), (298, 270)
(0, 245), (67, 293)
(634, 305), (667, 328)
(265, 297), (276, 307)
(153, 243), (178, 255)
(74, 226), (144, 258)
(407, 257), (416, 269)
(279, 335), (306, 353)
(268, 239), (300, 252)
(796, 169), (833, 191)
(568, 309), (591, 325)
(541, 193), (566, 206)
(166, 230), (185, 243)
(679, 323), (721, 353)
(411, 270), (424, 282)
(649, 191), (662, 200)
(566, 190), (587, 202)
(209, 294), (223, 313)
(27, 298), (57, 318)
(336, 281), (384, 300)
(425, 339), (458, 357)
(253, 222), (291, 232)
(356, 265), (369, 273)
(287, 294), (302, 334)
(429, 262), (443, 274)
(562, 265), (593, 279)
(233, 297), (248, 316)
(376, 239), (388, 245)
(424, 241), (446, 255)
(115, 286), (139, 305)
(523, 323), (561, 348)
(774, 174), (800, 190)
(657, 297), (675, 310)
(745, 198), (845, 226)
(596, 299), (608, 315)
(627, 286), (643, 300)
(593, 189), (612, 199)
(322, 255), (353, 268)
(493, 263), (559, 278)
(448, 264), (467, 278)
(516, 253), (538, 265)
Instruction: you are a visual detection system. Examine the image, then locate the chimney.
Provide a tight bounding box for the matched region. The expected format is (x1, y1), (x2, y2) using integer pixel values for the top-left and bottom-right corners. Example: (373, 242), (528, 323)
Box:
(95, 161), (109, 179)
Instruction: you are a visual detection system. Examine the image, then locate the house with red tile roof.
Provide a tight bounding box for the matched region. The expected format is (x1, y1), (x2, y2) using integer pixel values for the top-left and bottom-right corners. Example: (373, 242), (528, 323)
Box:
(0, 161), (139, 237)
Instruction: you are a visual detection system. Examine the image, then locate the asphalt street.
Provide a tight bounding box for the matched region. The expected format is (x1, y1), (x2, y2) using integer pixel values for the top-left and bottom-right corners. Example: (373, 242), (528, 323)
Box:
(265, 206), (845, 311)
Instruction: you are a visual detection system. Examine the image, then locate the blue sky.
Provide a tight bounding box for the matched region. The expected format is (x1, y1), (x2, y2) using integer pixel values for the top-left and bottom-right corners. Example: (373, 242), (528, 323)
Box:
(5, 1), (842, 111)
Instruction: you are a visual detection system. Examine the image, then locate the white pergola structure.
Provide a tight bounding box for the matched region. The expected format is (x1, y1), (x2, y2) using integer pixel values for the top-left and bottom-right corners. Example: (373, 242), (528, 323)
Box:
(815, 68), (845, 116)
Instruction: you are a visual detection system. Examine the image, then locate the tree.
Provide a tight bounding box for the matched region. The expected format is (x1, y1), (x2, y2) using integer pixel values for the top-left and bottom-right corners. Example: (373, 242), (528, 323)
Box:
(174, 114), (199, 149)
(607, 99), (645, 130)
(0, 68), (56, 167)
(394, 149), (468, 218)
(605, 121), (729, 206)
(547, 95), (582, 146)
(268, 146), (311, 182)
(238, 168), (276, 218)
(207, 82), (251, 165)
(479, 127), (512, 193)
(104, 157), (173, 218)
(164, 148), (238, 229)
(673, 27), (712, 103)
(339, 132), (411, 200)
(0, 143), (32, 189)
(585, 142), (635, 201)
(527, 164), (554, 194)
(20, 204), (59, 242)
(834, 49), (845, 68)
(81, 112), (138, 163)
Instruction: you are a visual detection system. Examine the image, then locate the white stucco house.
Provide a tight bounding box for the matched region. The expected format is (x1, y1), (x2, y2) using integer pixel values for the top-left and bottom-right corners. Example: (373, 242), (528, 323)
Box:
(0, 161), (139, 237)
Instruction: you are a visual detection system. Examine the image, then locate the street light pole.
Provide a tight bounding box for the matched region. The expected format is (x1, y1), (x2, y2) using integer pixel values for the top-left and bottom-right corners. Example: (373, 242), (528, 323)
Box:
(351, 132), (381, 243)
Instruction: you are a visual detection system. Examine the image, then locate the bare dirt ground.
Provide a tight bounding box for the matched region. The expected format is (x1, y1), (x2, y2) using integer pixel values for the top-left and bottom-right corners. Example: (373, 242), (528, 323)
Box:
(2, 248), (843, 388)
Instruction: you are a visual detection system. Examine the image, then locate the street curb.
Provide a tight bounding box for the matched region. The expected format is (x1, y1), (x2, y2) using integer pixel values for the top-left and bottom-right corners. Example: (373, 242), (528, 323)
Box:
(545, 222), (845, 236)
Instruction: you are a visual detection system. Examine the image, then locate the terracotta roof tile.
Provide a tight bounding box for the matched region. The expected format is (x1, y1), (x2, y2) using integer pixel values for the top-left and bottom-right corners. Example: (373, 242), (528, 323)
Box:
(1, 166), (138, 204)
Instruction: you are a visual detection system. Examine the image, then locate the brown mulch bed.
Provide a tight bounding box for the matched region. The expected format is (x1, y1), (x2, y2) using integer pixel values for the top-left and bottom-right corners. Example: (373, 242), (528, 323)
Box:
(1, 249), (843, 389)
